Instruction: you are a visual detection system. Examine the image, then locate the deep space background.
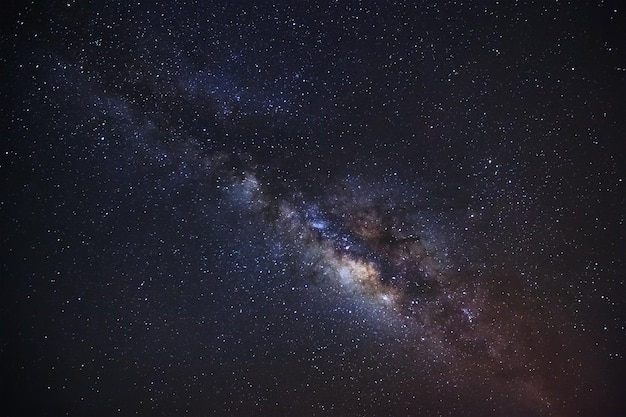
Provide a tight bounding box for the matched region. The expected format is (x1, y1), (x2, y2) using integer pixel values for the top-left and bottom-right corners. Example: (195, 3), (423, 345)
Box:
(1, 1), (625, 416)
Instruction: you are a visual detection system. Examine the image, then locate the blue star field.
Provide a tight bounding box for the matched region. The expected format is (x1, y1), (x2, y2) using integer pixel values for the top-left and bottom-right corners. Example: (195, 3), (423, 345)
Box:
(1, 1), (625, 416)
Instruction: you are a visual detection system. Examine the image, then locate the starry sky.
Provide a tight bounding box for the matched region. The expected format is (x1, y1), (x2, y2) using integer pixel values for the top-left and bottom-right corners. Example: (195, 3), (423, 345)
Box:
(1, 1), (625, 416)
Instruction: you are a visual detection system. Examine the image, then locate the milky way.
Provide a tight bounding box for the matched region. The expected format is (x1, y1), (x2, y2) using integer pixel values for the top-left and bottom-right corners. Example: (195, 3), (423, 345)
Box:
(199, 159), (582, 416)
(2, 1), (625, 416)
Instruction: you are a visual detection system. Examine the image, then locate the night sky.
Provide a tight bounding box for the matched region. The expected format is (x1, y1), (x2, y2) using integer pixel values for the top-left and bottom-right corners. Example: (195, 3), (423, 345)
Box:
(1, 1), (625, 416)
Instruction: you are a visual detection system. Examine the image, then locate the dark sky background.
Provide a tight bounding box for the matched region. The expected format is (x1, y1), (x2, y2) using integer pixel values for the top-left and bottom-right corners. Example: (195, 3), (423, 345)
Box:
(1, 1), (625, 416)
